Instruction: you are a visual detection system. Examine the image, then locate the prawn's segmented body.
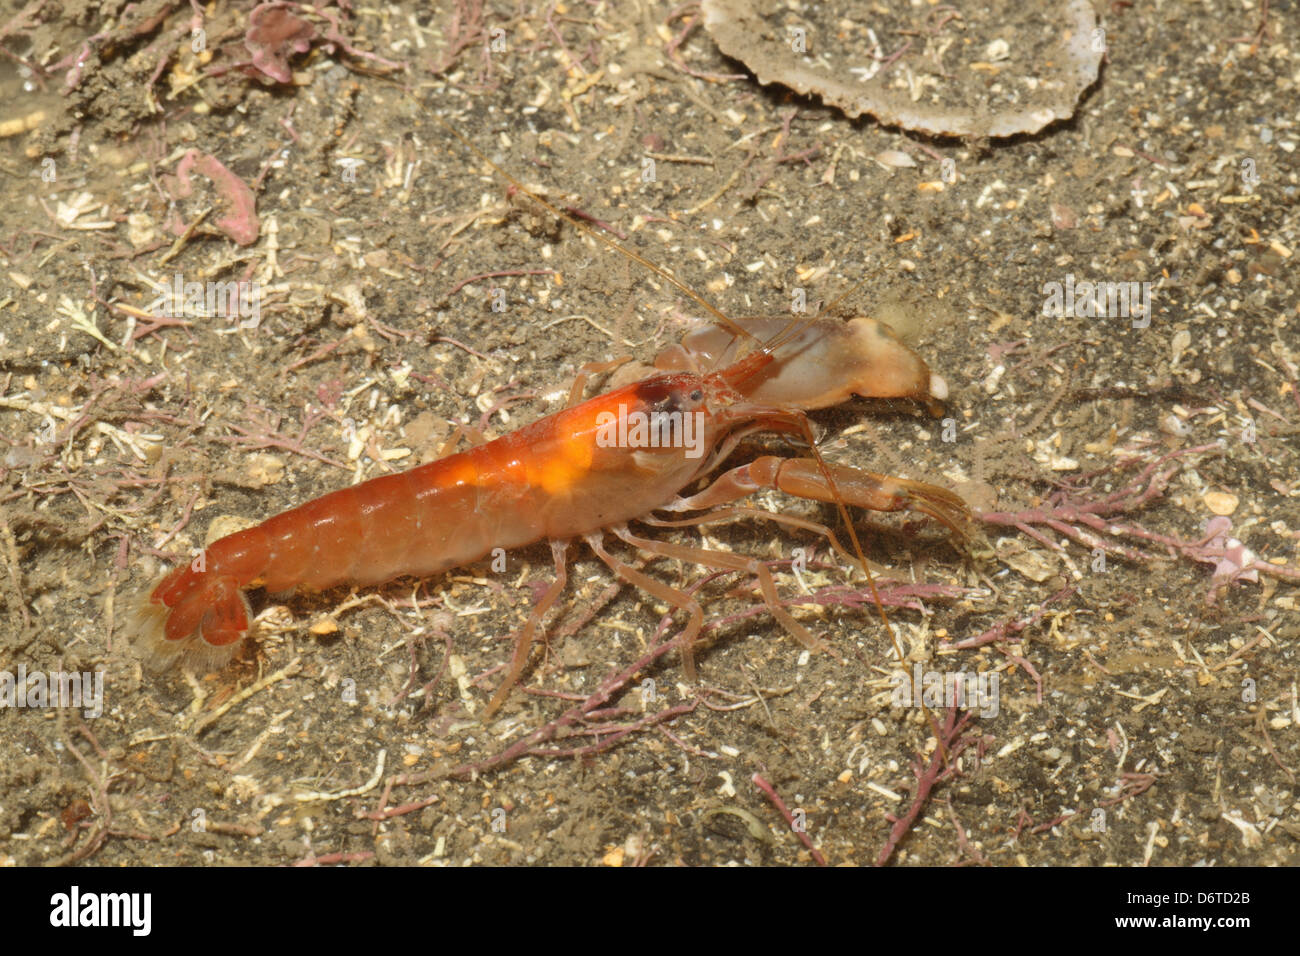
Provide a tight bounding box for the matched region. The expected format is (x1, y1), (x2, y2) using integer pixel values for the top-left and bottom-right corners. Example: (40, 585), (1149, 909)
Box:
(128, 118), (972, 713)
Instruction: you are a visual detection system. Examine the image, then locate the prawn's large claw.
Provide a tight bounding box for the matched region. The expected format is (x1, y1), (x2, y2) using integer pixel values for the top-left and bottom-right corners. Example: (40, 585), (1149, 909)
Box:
(655, 316), (948, 412)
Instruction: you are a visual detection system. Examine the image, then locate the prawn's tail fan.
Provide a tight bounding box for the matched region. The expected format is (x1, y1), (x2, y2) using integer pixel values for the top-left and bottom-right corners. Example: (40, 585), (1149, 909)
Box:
(123, 564), (252, 672)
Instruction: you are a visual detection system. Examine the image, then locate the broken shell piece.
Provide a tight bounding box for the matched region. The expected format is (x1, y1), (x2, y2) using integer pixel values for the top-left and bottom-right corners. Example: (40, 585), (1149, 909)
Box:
(205, 514), (259, 548)
(1159, 412), (1192, 437)
(985, 39), (1011, 63)
(700, 0), (1104, 138)
(996, 537), (1058, 582)
(309, 616), (340, 636)
(1050, 203), (1078, 229)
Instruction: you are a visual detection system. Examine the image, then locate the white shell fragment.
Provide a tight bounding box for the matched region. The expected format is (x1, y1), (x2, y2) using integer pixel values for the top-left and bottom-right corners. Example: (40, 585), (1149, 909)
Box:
(700, 0), (1104, 138)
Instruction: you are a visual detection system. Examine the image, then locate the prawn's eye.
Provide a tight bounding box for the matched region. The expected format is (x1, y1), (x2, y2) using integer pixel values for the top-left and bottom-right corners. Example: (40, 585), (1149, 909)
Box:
(689, 389), (703, 403)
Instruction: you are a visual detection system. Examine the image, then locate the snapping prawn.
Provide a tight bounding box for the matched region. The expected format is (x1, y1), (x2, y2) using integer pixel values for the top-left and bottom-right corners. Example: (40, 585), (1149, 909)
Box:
(127, 332), (966, 714)
(126, 123), (971, 718)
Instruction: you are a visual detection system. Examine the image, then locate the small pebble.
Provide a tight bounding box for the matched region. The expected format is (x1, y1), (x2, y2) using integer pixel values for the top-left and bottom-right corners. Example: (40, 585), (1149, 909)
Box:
(1204, 491), (1239, 516)
(875, 149), (917, 168)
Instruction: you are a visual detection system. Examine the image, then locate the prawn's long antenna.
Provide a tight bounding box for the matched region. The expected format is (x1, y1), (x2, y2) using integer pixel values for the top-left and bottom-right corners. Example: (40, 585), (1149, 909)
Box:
(768, 283), (950, 757)
(757, 269), (874, 360)
(801, 274), (926, 665)
(431, 112), (764, 349)
(789, 420), (910, 674)
(797, 421), (952, 764)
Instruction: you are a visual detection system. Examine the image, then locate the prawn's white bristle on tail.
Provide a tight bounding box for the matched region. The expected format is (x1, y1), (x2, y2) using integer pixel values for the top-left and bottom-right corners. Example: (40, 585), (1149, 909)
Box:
(163, 632), (244, 675)
(120, 587), (171, 666)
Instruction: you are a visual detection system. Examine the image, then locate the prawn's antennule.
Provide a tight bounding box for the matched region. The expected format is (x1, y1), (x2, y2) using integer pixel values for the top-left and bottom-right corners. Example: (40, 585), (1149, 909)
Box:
(761, 269), (874, 358)
(719, 349), (775, 391)
(763, 270), (875, 357)
(762, 318), (811, 357)
(431, 112), (764, 349)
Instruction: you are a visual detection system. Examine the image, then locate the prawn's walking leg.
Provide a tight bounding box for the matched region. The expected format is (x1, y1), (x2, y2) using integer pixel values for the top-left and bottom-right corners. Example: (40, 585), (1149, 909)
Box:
(483, 538), (571, 719)
(666, 457), (972, 538)
(585, 530), (706, 681)
(645, 507), (862, 571)
(611, 526), (842, 664)
(437, 423), (489, 456)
